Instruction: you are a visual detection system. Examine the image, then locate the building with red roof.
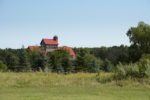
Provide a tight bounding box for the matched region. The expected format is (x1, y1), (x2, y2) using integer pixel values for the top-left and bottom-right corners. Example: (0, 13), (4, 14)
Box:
(40, 36), (59, 53)
(28, 35), (76, 58)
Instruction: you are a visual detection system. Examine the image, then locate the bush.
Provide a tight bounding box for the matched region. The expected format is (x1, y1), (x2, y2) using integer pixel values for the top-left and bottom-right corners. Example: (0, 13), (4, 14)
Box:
(116, 57), (150, 79)
(145, 62), (150, 76)
(138, 54), (150, 77)
(0, 61), (7, 72)
(116, 63), (139, 79)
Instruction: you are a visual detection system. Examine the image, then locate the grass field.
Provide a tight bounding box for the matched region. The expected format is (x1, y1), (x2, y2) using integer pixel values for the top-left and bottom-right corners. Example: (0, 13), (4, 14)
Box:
(0, 72), (150, 100)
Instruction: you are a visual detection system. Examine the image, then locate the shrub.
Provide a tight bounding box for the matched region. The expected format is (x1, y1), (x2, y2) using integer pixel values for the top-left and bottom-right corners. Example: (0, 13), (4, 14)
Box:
(145, 62), (150, 76)
(116, 63), (139, 79)
(0, 61), (7, 72)
(138, 55), (150, 77)
(116, 57), (150, 79)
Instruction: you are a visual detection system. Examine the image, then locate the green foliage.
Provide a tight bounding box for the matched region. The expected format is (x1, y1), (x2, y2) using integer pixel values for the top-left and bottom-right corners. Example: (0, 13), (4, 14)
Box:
(101, 59), (113, 72)
(75, 48), (90, 72)
(0, 49), (6, 64)
(48, 48), (73, 73)
(116, 57), (150, 79)
(138, 54), (150, 77)
(88, 45), (129, 65)
(0, 61), (7, 72)
(27, 48), (39, 70)
(145, 63), (150, 76)
(140, 54), (150, 59)
(62, 56), (74, 73)
(127, 22), (150, 62)
(18, 46), (30, 71)
(34, 52), (47, 71)
(0, 45), (130, 73)
(116, 63), (139, 79)
(127, 22), (150, 47)
(0, 49), (19, 71)
(5, 52), (18, 71)
(88, 58), (100, 73)
(75, 48), (102, 72)
(48, 50), (63, 73)
(60, 48), (74, 73)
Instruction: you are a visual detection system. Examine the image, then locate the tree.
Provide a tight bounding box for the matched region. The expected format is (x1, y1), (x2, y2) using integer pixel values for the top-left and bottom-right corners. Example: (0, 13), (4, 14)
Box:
(18, 46), (30, 71)
(90, 46), (108, 60)
(48, 50), (63, 73)
(101, 59), (113, 72)
(48, 48), (74, 73)
(75, 48), (90, 72)
(34, 52), (47, 71)
(127, 22), (150, 62)
(137, 54), (150, 77)
(0, 60), (7, 72)
(87, 45), (129, 66)
(27, 48), (39, 71)
(5, 52), (18, 71)
(0, 49), (6, 64)
(61, 49), (74, 73)
(75, 48), (102, 72)
(62, 56), (73, 73)
(88, 57), (101, 73)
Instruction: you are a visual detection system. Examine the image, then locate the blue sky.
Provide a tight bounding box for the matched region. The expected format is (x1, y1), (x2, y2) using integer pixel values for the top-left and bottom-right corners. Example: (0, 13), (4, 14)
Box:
(0, 0), (150, 49)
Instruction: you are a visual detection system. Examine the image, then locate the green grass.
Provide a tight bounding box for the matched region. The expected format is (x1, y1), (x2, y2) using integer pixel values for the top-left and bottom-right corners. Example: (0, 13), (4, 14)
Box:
(0, 72), (150, 100)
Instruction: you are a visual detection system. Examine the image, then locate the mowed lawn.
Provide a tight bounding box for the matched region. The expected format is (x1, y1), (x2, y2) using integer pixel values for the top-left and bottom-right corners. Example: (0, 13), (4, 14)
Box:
(0, 86), (150, 100)
(0, 72), (150, 100)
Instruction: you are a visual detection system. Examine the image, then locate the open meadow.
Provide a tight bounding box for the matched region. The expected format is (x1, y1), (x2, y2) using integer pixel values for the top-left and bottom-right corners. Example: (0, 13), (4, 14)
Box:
(0, 0), (150, 100)
(0, 72), (150, 100)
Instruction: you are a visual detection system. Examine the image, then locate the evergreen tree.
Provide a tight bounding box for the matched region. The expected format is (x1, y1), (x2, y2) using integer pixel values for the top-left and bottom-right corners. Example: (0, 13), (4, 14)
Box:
(48, 50), (62, 72)
(48, 48), (74, 73)
(75, 48), (100, 72)
(62, 56), (74, 73)
(18, 46), (30, 71)
(27, 48), (39, 71)
(34, 52), (47, 71)
(5, 52), (18, 71)
(88, 58), (100, 73)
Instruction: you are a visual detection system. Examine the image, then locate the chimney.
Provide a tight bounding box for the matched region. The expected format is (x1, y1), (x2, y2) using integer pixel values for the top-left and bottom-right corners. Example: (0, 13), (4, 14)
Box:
(53, 35), (58, 42)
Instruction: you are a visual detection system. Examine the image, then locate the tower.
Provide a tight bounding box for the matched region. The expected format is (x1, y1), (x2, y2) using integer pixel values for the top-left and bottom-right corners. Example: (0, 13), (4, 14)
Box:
(53, 35), (58, 42)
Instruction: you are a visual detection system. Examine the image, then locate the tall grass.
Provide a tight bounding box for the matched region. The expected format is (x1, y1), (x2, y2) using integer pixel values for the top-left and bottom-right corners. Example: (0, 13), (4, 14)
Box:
(0, 72), (150, 88)
(0, 72), (98, 88)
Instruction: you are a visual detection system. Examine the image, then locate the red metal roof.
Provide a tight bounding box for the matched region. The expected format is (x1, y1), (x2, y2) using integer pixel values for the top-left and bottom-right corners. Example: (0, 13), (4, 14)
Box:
(28, 46), (41, 52)
(42, 39), (58, 45)
(58, 47), (76, 59)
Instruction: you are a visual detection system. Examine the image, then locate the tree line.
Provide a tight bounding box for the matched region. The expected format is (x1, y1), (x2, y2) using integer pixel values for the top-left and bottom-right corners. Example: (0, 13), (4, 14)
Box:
(0, 21), (150, 77)
(0, 47), (102, 73)
(0, 45), (129, 73)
